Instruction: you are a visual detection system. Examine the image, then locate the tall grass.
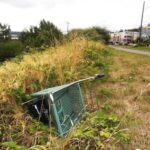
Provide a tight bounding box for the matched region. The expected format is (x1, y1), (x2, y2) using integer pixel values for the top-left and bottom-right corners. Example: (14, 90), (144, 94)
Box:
(0, 39), (106, 102)
(0, 39), (112, 149)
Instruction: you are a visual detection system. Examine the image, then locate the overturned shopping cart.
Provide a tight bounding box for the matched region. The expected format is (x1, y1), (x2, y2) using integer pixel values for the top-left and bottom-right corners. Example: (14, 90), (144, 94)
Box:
(23, 74), (104, 136)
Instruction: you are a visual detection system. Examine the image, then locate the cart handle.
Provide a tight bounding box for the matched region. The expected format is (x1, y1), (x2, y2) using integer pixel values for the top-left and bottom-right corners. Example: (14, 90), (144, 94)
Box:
(94, 73), (105, 79)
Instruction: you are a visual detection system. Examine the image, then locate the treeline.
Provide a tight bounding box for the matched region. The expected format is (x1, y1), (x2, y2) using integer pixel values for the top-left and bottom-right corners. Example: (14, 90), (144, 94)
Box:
(0, 20), (63, 61)
(0, 19), (110, 61)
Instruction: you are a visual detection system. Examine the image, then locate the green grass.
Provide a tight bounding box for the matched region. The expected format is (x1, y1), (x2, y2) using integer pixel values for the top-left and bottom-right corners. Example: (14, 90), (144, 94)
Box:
(123, 45), (150, 52)
(0, 40), (23, 61)
(66, 111), (130, 150)
(103, 48), (150, 149)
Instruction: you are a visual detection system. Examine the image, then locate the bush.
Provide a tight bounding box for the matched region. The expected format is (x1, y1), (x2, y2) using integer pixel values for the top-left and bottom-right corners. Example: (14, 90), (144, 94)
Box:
(0, 23), (11, 42)
(1, 142), (28, 150)
(20, 19), (63, 48)
(0, 40), (23, 61)
(66, 111), (129, 149)
(67, 27), (110, 44)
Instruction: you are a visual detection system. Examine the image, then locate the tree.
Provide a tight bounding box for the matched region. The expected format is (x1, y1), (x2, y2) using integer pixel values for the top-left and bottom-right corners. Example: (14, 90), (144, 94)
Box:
(20, 19), (63, 48)
(39, 19), (63, 46)
(0, 23), (11, 42)
(0, 23), (23, 60)
(93, 27), (110, 44)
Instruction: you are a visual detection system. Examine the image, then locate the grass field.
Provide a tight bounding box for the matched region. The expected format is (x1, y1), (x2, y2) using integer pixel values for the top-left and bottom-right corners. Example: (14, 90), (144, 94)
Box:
(102, 49), (150, 149)
(123, 45), (150, 52)
(0, 41), (150, 149)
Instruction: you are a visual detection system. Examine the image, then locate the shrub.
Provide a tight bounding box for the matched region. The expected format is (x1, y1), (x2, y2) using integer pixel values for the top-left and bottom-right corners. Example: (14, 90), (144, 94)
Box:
(67, 27), (110, 44)
(20, 19), (63, 48)
(0, 40), (23, 61)
(1, 142), (28, 150)
(0, 23), (11, 42)
(66, 111), (129, 149)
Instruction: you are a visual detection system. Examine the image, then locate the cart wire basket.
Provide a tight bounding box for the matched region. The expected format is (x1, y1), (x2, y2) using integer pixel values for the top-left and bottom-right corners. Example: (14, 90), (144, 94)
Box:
(23, 74), (104, 136)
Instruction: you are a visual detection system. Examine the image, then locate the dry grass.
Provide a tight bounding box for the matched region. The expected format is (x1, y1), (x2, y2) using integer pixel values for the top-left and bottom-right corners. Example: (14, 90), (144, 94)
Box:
(96, 49), (150, 149)
(0, 39), (103, 101)
(0, 39), (106, 149)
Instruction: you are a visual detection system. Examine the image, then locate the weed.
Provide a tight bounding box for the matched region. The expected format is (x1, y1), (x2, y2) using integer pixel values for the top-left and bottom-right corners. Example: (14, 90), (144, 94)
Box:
(66, 111), (129, 149)
(101, 101), (113, 112)
(0, 39), (113, 149)
(0, 141), (28, 150)
(96, 88), (114, 101)
(10, 87), (31, 104)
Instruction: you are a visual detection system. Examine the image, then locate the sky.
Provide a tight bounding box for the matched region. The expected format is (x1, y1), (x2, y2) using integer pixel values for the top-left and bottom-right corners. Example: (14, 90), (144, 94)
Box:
(0, 0), (150, 32)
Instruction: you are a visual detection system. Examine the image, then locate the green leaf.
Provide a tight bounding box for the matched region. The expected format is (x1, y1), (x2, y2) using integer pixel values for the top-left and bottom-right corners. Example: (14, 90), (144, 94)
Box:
(100, 130), (111, 138)
(1, 142), (28, 150)
(97, 141), (104, 148)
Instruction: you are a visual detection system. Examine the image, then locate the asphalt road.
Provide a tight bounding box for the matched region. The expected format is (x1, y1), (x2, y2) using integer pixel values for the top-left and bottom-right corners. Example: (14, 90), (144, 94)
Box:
(110, 46), (150, 56)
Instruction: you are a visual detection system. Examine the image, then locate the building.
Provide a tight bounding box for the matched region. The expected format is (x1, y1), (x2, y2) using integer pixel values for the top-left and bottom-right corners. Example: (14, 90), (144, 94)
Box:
(110, 32), (120, 44)
(10, 31), (20, 40)
(110, 30), (139, 45)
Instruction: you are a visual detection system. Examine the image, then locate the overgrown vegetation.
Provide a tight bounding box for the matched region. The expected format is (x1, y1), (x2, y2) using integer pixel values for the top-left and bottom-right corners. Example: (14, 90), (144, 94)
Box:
(0, 20), (63, 61)
(66, 111), (129, 149)
(0, 40), (23, 61)
(0, 39), (118, 149)
(0, 37), (149, 149)
(19, 19), (63, 48)
(0, 21), (110, 62)
(0, 23), (22, 61)
(67, 27), (110, 44)
(0, 23), (11, 42)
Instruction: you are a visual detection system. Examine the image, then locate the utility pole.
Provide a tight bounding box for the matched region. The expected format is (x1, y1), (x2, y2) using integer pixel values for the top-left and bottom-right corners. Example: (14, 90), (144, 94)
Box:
(139, 1), (145, 43)
(66, 22), (70, 34)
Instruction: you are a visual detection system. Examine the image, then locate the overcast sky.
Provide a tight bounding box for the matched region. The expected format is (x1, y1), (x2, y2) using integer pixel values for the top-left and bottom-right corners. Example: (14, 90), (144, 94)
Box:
(0, 0), (150, 32)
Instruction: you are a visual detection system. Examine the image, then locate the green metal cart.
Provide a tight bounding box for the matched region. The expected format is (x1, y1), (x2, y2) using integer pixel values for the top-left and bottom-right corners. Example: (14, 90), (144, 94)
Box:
(23, 74), (104, 136)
